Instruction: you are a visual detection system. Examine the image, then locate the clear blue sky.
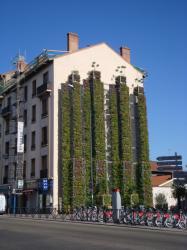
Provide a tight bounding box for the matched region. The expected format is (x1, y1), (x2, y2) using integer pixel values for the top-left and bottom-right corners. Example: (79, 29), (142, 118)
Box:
(1, 0), (187, 167)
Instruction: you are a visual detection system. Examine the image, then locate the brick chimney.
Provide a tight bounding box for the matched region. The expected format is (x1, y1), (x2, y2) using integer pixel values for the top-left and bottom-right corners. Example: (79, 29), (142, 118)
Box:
(120, 46), (130, 64)
(67, 32), (79, 52)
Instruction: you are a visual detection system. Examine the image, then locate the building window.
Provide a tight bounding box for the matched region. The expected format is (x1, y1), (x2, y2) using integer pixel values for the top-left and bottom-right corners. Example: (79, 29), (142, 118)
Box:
(24, 86), (28, 102)
(41, 126), (48, 146)
(5, 141), (9, 156)
(24, 109), (27, 127)
(7, 96), (11, 107)
(3, 165), (8, 184)
(31, 131), (36, 150)
(23, 161), (26, 179)
(24, 134), (27, 152)
(14, 162), (17, 179)
(14, 138), (17, 155)
(5, 119), (9, 134)
(40, 155), (48, 178)
(32, 80), (36, 97)
(42, 155), (47, 169)
(31, 158), (35, 178)
(43, 71), (49, 84)
(31, 105), (36, 123)
(41, 98), (48, 117)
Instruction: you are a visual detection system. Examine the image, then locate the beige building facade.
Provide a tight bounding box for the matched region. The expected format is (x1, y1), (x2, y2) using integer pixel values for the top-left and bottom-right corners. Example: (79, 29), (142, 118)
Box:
(0, 33), (145, 210)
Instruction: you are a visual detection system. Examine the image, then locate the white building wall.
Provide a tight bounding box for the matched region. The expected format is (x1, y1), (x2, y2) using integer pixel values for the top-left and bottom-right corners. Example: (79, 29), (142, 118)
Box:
(52, 43), (144, 208)
(153, 187), (177, 208)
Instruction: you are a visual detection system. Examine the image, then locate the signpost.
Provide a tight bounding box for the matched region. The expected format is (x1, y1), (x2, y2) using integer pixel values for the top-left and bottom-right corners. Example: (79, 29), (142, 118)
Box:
(157, 153), (182, 170)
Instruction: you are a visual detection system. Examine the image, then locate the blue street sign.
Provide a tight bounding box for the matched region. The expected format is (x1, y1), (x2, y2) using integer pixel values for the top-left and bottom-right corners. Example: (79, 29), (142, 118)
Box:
(39, 179), (49, 191)
(42, 179), (48, 191)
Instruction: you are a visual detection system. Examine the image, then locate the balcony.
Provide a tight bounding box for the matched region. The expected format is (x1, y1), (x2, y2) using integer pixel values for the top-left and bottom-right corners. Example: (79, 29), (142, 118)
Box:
(41, 141), (48, 147)
(37, 83), (51, 98)
(5, 129), (9, 135)
(40, 169), (48, 178)
(41, 112), (48, 118)
(1, 105), (11, 117)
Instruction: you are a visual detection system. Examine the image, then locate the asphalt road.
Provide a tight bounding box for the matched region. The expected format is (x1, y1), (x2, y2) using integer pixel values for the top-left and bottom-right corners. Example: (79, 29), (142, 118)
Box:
(0, 216), (187, 250)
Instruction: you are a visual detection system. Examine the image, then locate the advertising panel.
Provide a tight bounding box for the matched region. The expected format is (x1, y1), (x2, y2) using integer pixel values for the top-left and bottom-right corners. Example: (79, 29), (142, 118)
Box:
(17, 121), (24, 153)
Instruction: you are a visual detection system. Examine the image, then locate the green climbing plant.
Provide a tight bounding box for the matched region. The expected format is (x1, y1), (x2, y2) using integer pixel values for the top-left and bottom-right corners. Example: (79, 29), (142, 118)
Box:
(82, 80), (92, 206)
(61, 84), (72, 211)
(108, 76), (134, 206)
(108, 85), (121, 190)
(117, 77), (133, 205)
(71, 79), (85, 207)
(89, 71), (107, 203)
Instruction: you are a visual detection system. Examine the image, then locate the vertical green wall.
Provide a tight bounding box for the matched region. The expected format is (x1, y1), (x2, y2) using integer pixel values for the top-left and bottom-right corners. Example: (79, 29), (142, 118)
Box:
(61, 84), (72, 210)
(134, 87), (152, 206)
(59, 72), (152, 208)
(108, 76), (134, 205)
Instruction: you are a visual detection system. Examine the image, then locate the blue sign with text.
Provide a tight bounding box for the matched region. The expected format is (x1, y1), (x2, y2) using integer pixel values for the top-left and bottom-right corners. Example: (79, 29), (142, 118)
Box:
(39, 179), (49, 192)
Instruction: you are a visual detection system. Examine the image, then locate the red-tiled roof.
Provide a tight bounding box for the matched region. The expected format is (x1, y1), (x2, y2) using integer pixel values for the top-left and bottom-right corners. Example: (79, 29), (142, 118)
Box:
(151, 175), (172, 187)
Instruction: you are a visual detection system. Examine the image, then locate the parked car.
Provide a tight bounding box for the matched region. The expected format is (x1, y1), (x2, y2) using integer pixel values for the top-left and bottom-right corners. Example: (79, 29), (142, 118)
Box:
(0, 194), (6, 214)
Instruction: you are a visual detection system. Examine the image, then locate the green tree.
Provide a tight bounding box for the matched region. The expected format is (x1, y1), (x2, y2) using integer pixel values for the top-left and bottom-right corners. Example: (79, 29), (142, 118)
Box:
(155, 193), (168, 210)
(172, 181), (186, 210)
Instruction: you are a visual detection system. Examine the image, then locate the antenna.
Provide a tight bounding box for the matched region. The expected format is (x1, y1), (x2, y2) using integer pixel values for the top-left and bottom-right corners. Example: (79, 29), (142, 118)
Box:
(24, 49), (27, 61)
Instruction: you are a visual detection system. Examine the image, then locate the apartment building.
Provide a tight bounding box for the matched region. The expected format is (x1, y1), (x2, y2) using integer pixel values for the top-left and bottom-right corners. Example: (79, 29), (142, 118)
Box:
(0, 33), (152, 210)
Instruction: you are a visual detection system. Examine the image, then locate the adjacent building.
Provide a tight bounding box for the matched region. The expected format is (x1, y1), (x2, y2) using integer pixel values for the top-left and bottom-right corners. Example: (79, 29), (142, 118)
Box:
(0, 33), (152, 211)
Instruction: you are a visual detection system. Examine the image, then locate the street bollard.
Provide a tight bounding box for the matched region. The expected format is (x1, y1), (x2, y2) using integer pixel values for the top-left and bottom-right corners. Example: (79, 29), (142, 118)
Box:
(112, 188), (121, 223)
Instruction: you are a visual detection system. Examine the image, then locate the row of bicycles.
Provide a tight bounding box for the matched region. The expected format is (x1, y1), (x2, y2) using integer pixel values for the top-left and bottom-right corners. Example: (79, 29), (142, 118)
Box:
(67, 207), (187, 229)
(9, 206), (187, 229)
(119, 208), (187, 229)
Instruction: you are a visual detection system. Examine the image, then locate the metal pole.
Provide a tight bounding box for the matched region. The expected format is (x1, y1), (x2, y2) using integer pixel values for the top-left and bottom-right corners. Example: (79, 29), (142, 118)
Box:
(90, 62), (99, 206)
(15, 57), (24, 213)
(90, 106), (93, 206)
(13, 192), (16, 215)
